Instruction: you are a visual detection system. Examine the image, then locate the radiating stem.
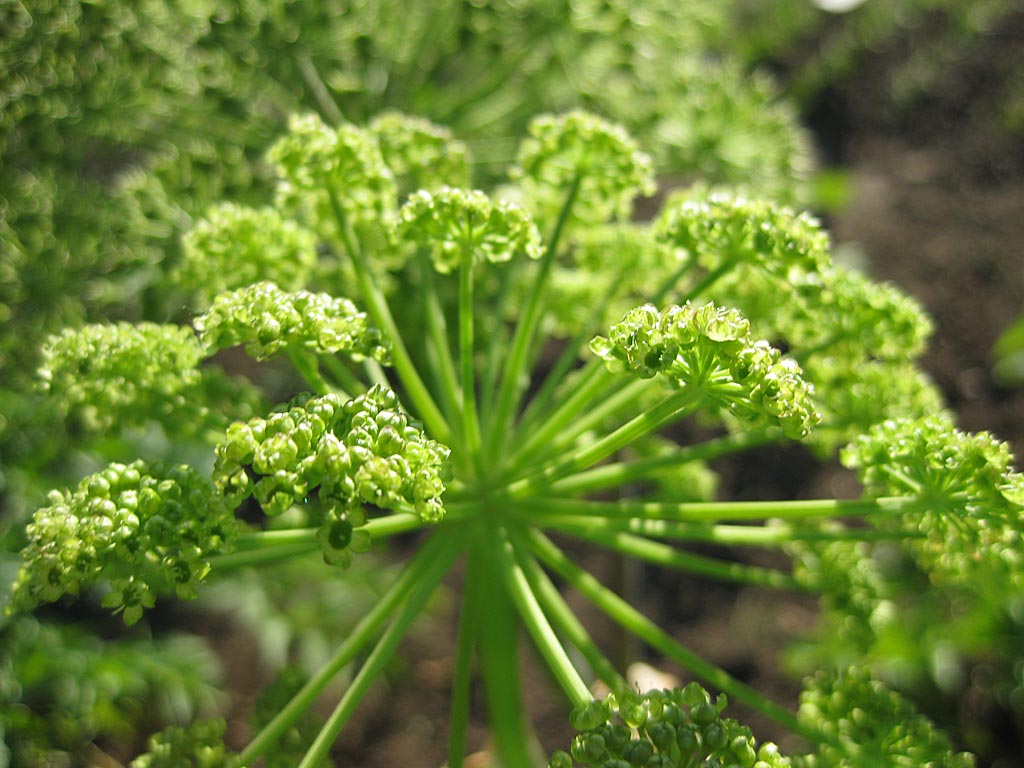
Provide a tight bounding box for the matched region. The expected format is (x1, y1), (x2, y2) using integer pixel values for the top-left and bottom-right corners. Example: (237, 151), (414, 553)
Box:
(297, 533), (461, 768)
(496, 525), (592, 708)
(460, 252), (483, 460)
(448, 537), (485, 768)
(418, 253), (463, 429)
(486, 172), (582, 467)
(327, 185), (452, 444)
(235, 533), (454, 767)
(286, 350), (338, 397)
(527, 529), (811, 739)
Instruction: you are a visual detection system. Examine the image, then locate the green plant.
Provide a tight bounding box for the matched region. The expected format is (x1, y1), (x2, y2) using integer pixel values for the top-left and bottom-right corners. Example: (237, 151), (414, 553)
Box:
(8, 109), (1017, 767)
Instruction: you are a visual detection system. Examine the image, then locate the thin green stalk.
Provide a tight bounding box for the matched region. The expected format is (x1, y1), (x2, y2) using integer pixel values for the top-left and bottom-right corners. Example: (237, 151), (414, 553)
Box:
(418, 253), (463, 428)
(479, 257), (516, 422)
(543, 431), (778, 496)
(516, 377), (655, 474)
(651, 259), (696, 304)
(486, 172), (582, 466)
(506, 527), (628, 697)
(298, 534), (461, 768)
(496, 525), (592, 708)
(515, 262), (633, 437)
(286, 350), (338, 397)
(534, 514), (924, 547)
(502, 496), (914, 523)
(508, 388), (701, 494)
(449, 537), (485, 768)
(565, 527), (807, 591)
(687, 262), (733, 303)
(479, 531), (540, 768)
(527, 529), (812, 739)
(209, 542), (320, 571)
(294, 52), (345, 125)
(459, 253), (483, 459)
(235, 533), (453, 766)
(327, 186), (452, 444)
(320, 353), (367, 396)
(504, 366), (621, 476)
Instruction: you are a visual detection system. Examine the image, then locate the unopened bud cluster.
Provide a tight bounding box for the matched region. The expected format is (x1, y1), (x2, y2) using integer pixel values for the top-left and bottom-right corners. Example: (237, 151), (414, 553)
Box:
(10, 461), (238, 625)
(551, 684), (790, 768)
(592, 302), (819, 437)
(214, 385), (449, 564)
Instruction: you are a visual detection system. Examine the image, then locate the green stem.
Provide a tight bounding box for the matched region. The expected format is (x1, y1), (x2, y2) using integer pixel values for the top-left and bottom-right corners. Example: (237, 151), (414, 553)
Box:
(527, 529), (811, 739)
(209, 542), (320, 571)
(479, 257), (516, 422)
(419, 253), (463, 430)
(496, 525), (592, 708)
(515, 262), (634, 438)
(479, 532), (540, 768)
(286, 350), (338, 397)
(503, 496), (914, 523)
(565, 527), (807, 591)
(486, 172), (582, 467)
(327, 185), (452, 444)
(543, 431), (778, 496)
(320, 353), (367, 396)
(535, 514), (923, 547)
(235, 533), (454, 766)
(506, 527), (628, 697)
(687, 262), (733, 303)
(508, 388), (701, 494)
(460, 254), (483, 461)
(297, 533), (461, 768)
(448, 536), (485, 768)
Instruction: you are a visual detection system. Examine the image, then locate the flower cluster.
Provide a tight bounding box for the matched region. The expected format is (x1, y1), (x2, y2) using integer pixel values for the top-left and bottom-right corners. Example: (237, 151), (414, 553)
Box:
(129, 718), (230, 768)
(657, 192), (830, 283)
(213, 385), (450, 562)
(795, 668), (975, 768)
(512, 110), (656, 228)
(842, 415), (1024, 589)
(9, 461), (239, 625)
(39, 322), (203, 432)
(592, 302), (819, 437)
(177, 202), (319, 309)
(195, 281), (390, 363)
(551, 684), (791, 768)
(399, 187), (543, 273)
(369, 111), (472, 196)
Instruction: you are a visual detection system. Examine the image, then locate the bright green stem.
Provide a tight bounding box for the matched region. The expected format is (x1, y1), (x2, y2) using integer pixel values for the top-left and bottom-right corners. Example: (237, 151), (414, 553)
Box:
(460, 255), (483, 460)
(496, 525), (592, 709)
(235, 533), (453, 767)
(320, 353), (367, 396)
(533, 377), (654, 465)
(479, 534), (540, 768)
(486, 173), (582, 466)
(566, 527), (807, 591)
(516, 263), (633, 437)
(297, 534), (460, 768)
(505, 365), (618, 475)
(479, 258), (516, 421)
(544, 431), (777, 496)
(527, 529), (811, 740)
(535, 514), (923, 547)
(449, 538), (485, 768)
(419, 254), (463, 429)
(687, 262), (733, 302)
(504, 496), (913, 522)
(327, 186), (452, 445)
(506, 527), (628, 697)
(209, 542), (320, 571)
(509, 389), (700, 494)
(287, 350), (339, 397)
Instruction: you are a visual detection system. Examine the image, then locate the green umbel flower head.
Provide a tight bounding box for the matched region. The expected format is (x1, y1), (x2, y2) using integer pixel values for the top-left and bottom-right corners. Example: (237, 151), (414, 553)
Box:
(177, 203), (319, 309)
(399, 187), (542, 273)
(592, 302), (819, 438)
(130, 718), (230, 768)
(551, 684), (791, 768)
(195, 281), (390, 363)
(214, 385), (450, 564)
(10, 461), (239, 625)
(369, 111), (472, 195)
(796, 668), (975, 768)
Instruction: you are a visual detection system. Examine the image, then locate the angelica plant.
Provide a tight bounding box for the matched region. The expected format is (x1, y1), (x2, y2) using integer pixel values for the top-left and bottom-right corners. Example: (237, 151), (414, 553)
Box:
(9, 109), (1013, 768)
